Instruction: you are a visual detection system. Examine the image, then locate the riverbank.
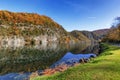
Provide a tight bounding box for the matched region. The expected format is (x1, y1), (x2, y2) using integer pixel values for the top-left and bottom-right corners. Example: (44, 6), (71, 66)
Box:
(31, 43), (120, 80)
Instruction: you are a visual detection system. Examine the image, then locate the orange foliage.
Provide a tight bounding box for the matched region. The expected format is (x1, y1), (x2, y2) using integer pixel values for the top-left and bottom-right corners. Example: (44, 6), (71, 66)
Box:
(104, 25), (120, 42)
(0, 10), (61, 28)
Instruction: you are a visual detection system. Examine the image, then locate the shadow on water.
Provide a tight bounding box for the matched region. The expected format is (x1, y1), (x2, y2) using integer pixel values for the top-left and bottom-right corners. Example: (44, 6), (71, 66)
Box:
(0, 41), (99, 80)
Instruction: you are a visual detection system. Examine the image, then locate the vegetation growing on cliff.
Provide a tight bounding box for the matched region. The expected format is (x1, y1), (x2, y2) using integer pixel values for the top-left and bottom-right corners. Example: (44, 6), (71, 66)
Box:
(0, 10), (68, 36)
(0, 10), (78, 43)
(0, 10), (60, 27)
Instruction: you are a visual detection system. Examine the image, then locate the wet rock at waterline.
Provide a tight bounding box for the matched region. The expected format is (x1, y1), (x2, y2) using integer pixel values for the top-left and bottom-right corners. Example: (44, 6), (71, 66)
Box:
(79, 58), (90, 63)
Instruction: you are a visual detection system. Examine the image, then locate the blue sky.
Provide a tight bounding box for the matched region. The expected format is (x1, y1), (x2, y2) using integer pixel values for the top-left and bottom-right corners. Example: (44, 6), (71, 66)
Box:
(0, 0), (120, 31)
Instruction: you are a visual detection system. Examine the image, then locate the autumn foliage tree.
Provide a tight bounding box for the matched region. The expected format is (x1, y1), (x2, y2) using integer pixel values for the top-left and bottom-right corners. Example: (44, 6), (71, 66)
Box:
(0, 10), (68, 40)
(102, 17), (120, 43)
(0, 10), (61, 28)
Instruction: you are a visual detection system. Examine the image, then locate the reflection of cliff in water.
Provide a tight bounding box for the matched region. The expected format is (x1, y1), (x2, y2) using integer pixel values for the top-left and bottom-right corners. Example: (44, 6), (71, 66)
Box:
(80, 42), (100, 54)
(0, 43), (64, 75)
(0, 42), (96, 75)
(69, 42), (91, 54)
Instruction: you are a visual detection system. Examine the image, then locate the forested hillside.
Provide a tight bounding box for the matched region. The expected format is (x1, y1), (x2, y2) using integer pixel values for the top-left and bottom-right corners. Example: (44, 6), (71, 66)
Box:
(0, 10), (104, 44)
(0, 10), (67, 36)
(0, 10), (78, 44)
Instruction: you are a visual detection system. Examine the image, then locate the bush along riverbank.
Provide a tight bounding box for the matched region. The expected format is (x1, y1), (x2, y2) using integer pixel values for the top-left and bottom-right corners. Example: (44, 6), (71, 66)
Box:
(31, 43), (120, 80)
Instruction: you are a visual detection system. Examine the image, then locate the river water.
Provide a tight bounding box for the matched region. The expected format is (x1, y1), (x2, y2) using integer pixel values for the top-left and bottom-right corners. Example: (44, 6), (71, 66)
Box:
(0, 42), (100, 80)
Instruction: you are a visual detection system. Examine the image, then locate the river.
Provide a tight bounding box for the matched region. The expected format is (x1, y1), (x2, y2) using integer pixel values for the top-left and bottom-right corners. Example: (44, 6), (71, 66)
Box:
(0, 41), (100, 80)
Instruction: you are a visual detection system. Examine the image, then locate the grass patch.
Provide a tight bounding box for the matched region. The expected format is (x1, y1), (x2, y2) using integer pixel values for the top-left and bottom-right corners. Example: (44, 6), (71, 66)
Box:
(31, 43), (120, 80)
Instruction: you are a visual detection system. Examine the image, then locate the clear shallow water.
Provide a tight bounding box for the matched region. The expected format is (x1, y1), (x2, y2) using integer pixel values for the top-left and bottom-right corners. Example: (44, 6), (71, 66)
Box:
(0, 42), (99, 80)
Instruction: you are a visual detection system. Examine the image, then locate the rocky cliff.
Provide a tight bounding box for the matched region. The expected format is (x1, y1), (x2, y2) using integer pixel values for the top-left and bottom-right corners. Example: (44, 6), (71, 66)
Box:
(0, 10), (107, 45)
(0, 10), (78, 45)
(80, 31), (99, 41)
(70, 30), (90, 42)
(93, 29), (109, 39)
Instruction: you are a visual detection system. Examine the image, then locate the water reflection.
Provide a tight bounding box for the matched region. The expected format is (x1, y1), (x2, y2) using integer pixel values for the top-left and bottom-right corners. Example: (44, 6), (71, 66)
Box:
(0, 41), (99, 79)
(0, 36), (25, 50)
(80, 42), (100, 54)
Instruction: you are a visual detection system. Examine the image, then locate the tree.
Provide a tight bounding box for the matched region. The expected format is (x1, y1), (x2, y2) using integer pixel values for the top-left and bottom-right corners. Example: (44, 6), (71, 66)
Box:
(112, 17), (120, 28)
